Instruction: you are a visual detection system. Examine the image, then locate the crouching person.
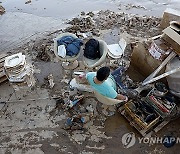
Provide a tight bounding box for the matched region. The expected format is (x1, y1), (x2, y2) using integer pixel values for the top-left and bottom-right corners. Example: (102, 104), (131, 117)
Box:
(86, 66), (128, 102)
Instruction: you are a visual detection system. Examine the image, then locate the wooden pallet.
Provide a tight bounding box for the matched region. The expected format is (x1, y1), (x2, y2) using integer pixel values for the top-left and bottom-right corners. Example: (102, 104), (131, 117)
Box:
(0, 53), (8, 84)
(118, 106), (170, 137)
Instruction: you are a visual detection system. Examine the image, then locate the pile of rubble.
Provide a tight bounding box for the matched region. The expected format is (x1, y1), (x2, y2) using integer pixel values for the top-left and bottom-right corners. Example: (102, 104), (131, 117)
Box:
(66, 10), (161, 38)
(14, 10), (163, 65)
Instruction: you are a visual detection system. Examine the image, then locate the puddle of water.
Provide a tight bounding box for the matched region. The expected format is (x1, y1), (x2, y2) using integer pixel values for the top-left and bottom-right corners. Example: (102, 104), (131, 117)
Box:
(104, 113), (134, 133)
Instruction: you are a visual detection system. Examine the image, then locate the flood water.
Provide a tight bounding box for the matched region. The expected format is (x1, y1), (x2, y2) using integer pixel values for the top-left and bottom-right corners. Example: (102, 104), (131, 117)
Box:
(1, 0), (180, 18)
(1, 0), (180, 51)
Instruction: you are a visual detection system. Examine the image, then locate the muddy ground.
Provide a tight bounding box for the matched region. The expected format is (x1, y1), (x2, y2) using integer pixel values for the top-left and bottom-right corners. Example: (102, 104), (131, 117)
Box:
(0, 9), (180, 154)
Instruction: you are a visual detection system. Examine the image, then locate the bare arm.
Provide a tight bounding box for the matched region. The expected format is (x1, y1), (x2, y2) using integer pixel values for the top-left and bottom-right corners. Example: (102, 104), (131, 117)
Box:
(116, 94), (128, 102)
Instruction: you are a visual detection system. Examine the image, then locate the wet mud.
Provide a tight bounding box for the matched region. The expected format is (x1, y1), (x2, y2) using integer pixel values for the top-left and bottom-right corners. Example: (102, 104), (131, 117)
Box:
(0, 1), (180, 154)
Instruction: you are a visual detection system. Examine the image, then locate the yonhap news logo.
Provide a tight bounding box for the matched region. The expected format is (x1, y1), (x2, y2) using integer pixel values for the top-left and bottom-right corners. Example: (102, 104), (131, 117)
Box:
(121, 132), (136, 148)
(122, 132), (180, 148)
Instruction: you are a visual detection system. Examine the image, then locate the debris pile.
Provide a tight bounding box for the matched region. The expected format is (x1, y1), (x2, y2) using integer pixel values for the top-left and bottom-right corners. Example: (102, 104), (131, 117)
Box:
(53, 90), (97, 131)
(4, 52), (35, 88)
(66, 10), (161, 38)
(66, 16), (96, 34)
(35, 43), (52, 61)
(26, 39), (54, 62)
(15, 10), (163, 66)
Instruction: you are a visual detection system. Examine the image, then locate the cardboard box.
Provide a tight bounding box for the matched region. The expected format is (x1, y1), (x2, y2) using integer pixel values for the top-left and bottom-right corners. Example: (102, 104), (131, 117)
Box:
(161, 8), (180, 29)
(148, 38), (172, 61)
(130, 42), (166, 78)
(162, 27), (180, 55)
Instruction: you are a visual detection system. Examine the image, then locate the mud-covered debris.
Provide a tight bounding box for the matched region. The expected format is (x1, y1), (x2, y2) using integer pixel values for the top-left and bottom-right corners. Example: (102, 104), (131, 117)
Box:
(42, 75), (53, 88)
(64, 111), (93, 130)
(86, 11), (95, 17)
(65, 16), (96, 34)
(24, 38), (54, 62)
(109, 58), (130, 70)
(86, 104), (94, 113)
(36, 44), (51, 62)
(125, 4), (147, 10)
(61, 79), (69, 84)
(55, 97), (64, 108)
(120, 75), (139, 89)
(92, 29), (100, 36)
(66, 10), (161, 37)
(0, 5), (5, 15)
(81, 11), (86, 16)
(95, 10), (161, 37)
(48, 74), (55, 88)
(25, 0), (31, 4)
(64, 95), (84, 110)
(49, 97), (64, 116)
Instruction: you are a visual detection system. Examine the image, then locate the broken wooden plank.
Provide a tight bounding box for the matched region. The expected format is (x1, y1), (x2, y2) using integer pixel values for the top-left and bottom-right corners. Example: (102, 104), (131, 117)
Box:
(154, 121), (169, 133)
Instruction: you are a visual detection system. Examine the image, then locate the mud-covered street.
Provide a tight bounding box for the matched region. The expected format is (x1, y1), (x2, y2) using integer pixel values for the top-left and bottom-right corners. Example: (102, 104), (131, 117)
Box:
(0, 0), (180, 154)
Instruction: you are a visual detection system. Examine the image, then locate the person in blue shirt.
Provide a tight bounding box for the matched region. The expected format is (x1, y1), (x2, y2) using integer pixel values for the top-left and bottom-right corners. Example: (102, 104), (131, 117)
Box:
(86, 66), (128, 101)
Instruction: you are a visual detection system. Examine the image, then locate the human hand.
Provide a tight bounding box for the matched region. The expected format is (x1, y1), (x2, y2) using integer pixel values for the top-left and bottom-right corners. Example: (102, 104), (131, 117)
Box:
(79, 73), (86, 80)
(124, 96), (128, 102)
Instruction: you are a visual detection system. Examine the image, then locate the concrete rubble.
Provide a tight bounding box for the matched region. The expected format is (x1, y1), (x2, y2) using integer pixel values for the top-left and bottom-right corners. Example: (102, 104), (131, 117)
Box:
(66, 10), (161, 38)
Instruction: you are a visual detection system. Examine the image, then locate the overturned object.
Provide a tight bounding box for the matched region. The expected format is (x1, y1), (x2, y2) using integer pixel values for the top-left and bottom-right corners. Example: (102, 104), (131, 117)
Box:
(4, 53), (35, 87)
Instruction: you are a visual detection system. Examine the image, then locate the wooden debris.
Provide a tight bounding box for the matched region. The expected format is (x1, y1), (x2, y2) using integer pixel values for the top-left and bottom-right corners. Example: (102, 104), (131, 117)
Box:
(0, 53), (8, 84)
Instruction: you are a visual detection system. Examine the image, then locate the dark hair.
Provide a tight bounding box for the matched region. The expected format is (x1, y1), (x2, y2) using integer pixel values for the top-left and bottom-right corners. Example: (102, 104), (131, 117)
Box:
(96, 67), (110, 81)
